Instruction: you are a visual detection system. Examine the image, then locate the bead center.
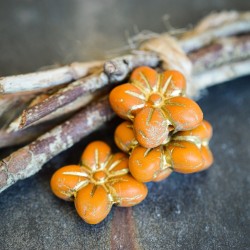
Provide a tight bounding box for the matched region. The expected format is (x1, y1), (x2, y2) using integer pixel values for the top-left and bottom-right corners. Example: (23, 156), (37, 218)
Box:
(148, 93), (162, 106)
(93, 171), (107, 182)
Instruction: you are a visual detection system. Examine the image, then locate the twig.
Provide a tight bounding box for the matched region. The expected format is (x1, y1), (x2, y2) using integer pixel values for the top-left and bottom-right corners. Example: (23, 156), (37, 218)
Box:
(18, 72), (108, 129)
(8, 90), (102, 131)
(0, 97), (113, 193)
(0, 61), (103, 94)
(190, 59), (250, 97)
(0, 122), (56, 148)
(0, 95), (35, 130)
(188, 34), (250, 74)
(104, 51), (159, 82)
(179, 11), (250, 53)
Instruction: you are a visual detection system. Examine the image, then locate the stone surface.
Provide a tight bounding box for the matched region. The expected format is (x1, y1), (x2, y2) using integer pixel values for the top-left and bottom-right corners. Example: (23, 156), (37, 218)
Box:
(0, 1), (250, 249)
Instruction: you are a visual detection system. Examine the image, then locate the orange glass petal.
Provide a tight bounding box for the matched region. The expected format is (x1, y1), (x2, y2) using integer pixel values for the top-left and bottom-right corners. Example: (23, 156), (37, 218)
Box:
(109, 83), (145, 120)
(114, 121), (136, 153)
(200, 145), (214, 170)
(75, 184), (112, 224)
(130, 66), (158, 90)
(164, 96), (203, 131)
(153, 168), (172, 182)
(167, 141), (204, 173)
(177, 120), (212, 141)
(108, 152), (129, 172)
(161, 70), (186, 96)
(134, 107), (169, 148)
(50, 165), (87, 201)
(81, 141), (111, 169)
(111, 174), (148, 206)
(129, 146), (162, 182)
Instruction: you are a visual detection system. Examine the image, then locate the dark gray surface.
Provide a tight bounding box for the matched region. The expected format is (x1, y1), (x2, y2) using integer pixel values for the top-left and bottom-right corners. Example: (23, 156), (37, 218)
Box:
(0, 1), (250, 250)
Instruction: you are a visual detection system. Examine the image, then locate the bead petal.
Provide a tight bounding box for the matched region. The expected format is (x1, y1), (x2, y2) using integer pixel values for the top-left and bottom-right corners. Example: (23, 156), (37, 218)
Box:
(114, 121), (136, 153)
(50, 165), (89, 201)
(153, 168), (173, 182)
(129, 146), (162, 182)
(163, 96), (203, 131)
(134, 107), (169, 148)
(81, 141), (111, 170)
(75, 184), (112, 224)
(200, 146), (214, 170)
(110, 174), (148, 206)
(167, 141), (204, 173)
(109, 83), (145, 120)
(161, 70), (186, 96)
(130, 66), (158, 90)
(176, 120), (212, 141)
(108, 152), (129, 174)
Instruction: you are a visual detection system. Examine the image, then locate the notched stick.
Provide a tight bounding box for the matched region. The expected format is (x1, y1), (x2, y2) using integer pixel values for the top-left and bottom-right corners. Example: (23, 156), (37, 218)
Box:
(104, 51), (159, 82)
(0, 97), (114, 193)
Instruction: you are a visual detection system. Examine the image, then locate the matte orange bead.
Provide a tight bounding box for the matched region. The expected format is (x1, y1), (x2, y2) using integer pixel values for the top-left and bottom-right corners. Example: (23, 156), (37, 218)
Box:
(129, 146), (162, 182)
(167, 141), (204, 173)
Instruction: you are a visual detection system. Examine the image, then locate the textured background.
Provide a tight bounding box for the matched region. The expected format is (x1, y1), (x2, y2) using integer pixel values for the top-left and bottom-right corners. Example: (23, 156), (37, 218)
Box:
(0, 1), (250, 249)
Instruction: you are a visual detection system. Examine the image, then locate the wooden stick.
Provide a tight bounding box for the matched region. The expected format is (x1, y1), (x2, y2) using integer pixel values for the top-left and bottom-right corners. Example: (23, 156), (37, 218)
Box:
(0, 97), (113, 193)
(0, 122), (56, 148)
(188, 34), (250, 74)
(18, 72), (108, 129)
(179, 11), (250, 52)
(190, 58), (250, 97)
(8, 91), (102, 131)
(0, 61), (103, 94)
(104, 51), (159, 82)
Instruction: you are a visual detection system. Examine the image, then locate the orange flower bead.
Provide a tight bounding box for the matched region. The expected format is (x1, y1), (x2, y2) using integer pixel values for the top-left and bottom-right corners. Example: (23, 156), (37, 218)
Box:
(175, 120), (213, 171)
(165, 141), (204, 173)
(114, 121), (138, 153)
(51, 141), (148, 224)
(115, 120), (213, 182)
(109, 66), (203, 148)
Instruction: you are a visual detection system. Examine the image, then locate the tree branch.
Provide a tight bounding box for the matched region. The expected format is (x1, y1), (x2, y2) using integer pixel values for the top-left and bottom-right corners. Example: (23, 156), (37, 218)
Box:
(188, 34), (250, 74)
(0, 61), (103, 94)
(179, 11), (250, 52)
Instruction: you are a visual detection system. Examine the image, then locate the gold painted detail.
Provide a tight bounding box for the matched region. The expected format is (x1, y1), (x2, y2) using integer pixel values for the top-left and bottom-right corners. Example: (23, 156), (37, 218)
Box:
(61, 148), (129, 203)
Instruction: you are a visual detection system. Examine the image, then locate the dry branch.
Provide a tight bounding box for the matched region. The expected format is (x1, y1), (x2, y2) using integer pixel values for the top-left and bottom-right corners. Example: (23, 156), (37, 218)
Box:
(0, 122), (56, 148)
(179, 11), (250, 52)
(0, 61), (103, 94)
(188, 34), (250, 74)
(191, 59), (250, 93)
(0, 97), (113, 193)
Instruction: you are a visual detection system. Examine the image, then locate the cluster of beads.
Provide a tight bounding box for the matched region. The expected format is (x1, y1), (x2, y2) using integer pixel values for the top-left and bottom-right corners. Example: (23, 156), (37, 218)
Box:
(51, 66), (213, 224)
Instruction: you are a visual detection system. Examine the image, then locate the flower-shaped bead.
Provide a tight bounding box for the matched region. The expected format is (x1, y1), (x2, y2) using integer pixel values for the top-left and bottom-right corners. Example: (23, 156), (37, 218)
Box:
(110, 66), (203, 148)
(51, 141), (148, 224)
(115, 120), (213, 182)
